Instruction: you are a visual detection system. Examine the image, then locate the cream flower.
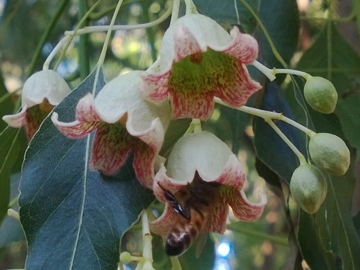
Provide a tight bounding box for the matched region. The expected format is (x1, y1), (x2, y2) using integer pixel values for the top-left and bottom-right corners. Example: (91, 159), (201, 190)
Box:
(150, 131), (266, 255)
(142, 14), (261, 120)
(51, 71), (170, 189)
(2, 70), (71, 140)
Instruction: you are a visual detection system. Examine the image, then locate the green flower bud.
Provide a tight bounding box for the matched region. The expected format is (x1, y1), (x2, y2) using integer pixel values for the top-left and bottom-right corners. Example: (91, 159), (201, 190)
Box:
(120, 252), (132, 263)
(309, 133), (350, 175)
(304, 76), (338, 114)
(290, 164), (327, 214)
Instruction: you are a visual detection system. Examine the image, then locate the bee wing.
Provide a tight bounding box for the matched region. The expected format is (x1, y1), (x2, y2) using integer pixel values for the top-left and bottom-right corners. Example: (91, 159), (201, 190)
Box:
(195, 202), (215, 258)
(195, 231), (209, 258)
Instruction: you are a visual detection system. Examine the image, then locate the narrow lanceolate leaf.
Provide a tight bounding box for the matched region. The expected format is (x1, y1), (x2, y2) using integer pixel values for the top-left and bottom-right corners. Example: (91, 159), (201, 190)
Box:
(0, 127), (21, 225)
(19, 70), (155, 270)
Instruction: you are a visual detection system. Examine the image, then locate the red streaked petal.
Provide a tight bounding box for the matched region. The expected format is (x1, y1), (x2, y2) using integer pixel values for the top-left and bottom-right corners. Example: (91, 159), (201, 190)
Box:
(153, 165), (188, 203)
(211, 155), (246, 190)
(173, 24), (202, 61)
(76, 93), (101, 122)
(224, 27), (259, 65)
(51, 112), (99, 139)
(90, 123), (133, 176)
(141, 71), (170, 102)
(215, 61), (261, 108)
(170, 88), (214, 120)
(225, 188), (266, 221)
(133, 141), (156, 189)
(150, 204), (178, 238)
(209, 195), (229, 234)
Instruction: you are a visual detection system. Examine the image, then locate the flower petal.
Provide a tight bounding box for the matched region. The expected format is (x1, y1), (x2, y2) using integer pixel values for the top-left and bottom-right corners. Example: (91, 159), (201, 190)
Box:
(149, 203), (178, 238)
(224, 27), (259, 64)
(2, 107), (27, 128)
(209, 195), (229, 234)
(225, 188), (267, 221)
(90, 123), (133, 175)
(133, 141), (156, 189)
(51, 94), (100, 138)
(141, 70), (170, 101)
(166, 131), (234, 183)
(22, 70), (71, 108)
(215, 60), (261, 107)
(153, 165), (188, 202)
(52, 112), (99, 139)
(170, 89), (214, 120)
(173, 24), (202, 61)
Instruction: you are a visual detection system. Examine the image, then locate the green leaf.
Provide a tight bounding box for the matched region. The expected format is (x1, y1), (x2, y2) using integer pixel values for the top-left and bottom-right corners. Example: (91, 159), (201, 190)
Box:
(0, 127), (21, 225)
(258, 0), (299, 69)
(254, 82), (306, 183)
(0, 173), (24, 249)
(0, 69), (15, 132)
(19, 70), (155, 269)
(193, 0), (260, 33)
(297, 25), (360, 158)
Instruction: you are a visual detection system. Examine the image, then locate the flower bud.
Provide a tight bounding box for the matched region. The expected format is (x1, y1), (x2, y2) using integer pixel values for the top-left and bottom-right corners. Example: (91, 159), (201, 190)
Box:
(304, 76), (338, 114)
(290, 164), (327, 214)
(120, 252), (132, 263)
(309, 133), (350, 175)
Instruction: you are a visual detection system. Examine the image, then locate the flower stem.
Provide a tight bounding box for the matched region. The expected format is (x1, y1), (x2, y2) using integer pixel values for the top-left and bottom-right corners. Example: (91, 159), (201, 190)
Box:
(186, 119), (202, 133)
(252, 61), (312, 81)
(171, 257), (183, 270)
(214, 98), (315, 137)
(184, 0), (193, 15)
(170, 0), (180, 24)
(266, 119), (306, 164)
(65, 5), (172, 36)
(92, 0), (124, 94)
(7, 209), (20, 221)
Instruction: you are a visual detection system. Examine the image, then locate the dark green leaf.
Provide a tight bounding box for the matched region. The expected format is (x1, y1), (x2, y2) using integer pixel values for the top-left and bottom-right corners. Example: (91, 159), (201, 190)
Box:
(0, 127), (21, 225)
(193, 0), (260, 33)
(0, 69), (15, 132)
(254, 82), (306, 183)
(19, 70), (155, 269)
(0, 173), (24, 248)
(257, 0), (299, 69)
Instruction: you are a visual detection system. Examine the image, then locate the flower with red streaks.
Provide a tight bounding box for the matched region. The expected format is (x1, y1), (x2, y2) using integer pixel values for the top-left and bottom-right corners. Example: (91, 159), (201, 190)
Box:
(51, 71), (170, 189)
(2, 70), (71, 140)
(141, 14), (261, 120)
(150, 131), (266, 254)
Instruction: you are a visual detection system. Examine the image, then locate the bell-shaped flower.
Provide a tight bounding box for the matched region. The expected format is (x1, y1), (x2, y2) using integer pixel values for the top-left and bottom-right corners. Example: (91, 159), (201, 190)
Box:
(150, 131), (266, 246)
(2, 70), (71, 140)
(51, 71), (171, 189)
(142, 14), (261, 120)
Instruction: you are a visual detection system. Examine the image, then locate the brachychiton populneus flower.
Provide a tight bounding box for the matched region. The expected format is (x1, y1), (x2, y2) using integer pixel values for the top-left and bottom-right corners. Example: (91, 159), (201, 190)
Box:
(142, 14), (261, 120)
(3, 70), (71, 140)
(150, 131), (266, 255)
(51, 71), (170, 189)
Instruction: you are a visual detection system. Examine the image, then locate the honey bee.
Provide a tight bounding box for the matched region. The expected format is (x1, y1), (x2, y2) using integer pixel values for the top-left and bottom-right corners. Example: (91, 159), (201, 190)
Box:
(158, 172), (221, 256)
